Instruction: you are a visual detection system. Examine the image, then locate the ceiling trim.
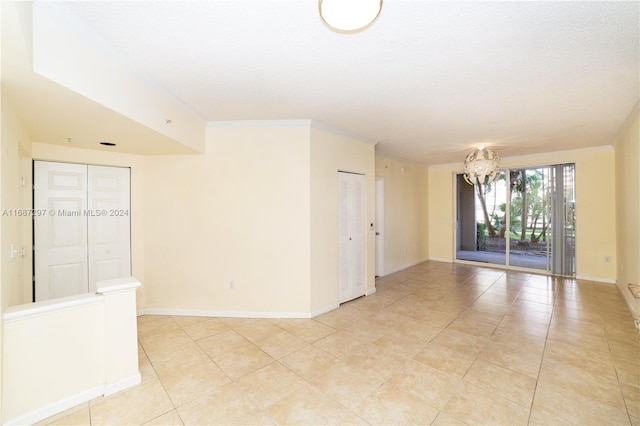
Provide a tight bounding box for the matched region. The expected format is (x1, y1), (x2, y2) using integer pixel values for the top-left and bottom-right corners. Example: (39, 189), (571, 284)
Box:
(207, 119), (378, 145)
(207, 119), (313, 128)
(310, 121), (378, 145)
(375, 151), (431, 168)
(428, 144), (615, 170)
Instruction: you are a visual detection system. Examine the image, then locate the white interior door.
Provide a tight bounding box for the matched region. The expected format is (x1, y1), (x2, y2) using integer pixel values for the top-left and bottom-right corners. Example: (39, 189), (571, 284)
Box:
(88, 165), (131, 292)
(375, 177), (384, 277)
(338, 172), (366, 303)
(34, 162), (89, 301)
(34, 161), (131, 301)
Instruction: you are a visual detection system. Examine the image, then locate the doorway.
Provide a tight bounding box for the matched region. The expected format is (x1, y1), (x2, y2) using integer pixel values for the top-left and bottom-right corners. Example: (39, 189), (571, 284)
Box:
(33, 161), (131, 301)
(455, 163), (575, 276)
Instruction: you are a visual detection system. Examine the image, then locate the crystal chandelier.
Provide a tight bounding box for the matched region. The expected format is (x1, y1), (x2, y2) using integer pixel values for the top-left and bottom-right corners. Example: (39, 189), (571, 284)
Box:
(319, 0), (383, 34)
(463, 145), (500, 185)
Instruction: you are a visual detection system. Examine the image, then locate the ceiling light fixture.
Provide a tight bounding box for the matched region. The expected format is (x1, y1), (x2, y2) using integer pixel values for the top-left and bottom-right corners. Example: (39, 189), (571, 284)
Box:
(463, 145), (500, 185)
(319, 0), (382, 34)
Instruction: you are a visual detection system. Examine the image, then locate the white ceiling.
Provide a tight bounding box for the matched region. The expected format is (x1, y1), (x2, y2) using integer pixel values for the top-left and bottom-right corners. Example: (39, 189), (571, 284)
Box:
(10, 1), (640, 164)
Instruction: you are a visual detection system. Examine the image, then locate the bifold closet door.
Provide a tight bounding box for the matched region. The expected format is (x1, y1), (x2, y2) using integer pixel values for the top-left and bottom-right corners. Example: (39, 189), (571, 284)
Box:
(34, 161), (131, 301)
(34, 161), (89, 301)
(338, 171), (366, 304)
(87, 165), (131, 290)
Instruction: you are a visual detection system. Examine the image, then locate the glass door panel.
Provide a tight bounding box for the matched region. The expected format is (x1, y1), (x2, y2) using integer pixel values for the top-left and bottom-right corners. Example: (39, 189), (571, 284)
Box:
(508, 168), (550, 271)
(456, 171), (507, 265)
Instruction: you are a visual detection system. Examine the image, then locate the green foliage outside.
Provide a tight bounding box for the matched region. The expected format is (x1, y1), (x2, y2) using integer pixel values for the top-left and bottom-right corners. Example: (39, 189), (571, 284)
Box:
(479, 168), (555, 243)
(476, 222), (486, 250)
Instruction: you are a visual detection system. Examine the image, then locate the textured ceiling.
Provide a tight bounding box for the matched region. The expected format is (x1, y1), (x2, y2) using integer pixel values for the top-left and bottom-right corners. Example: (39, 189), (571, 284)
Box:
(22, 1), (640, 164)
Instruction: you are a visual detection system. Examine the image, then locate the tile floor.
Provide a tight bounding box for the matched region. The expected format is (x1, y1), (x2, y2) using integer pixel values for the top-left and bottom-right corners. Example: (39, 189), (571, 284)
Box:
(42, 261), (639, 425)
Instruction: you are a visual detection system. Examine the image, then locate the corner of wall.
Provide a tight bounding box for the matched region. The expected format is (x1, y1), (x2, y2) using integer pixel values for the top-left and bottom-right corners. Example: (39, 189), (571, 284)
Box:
(614, 103), (640, 319)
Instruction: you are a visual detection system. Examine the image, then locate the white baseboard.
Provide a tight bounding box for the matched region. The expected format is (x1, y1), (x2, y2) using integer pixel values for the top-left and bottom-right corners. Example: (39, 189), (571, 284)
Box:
(4, 385), (104, 426)
(366, 287), (377, 296)
(620, 283), (640, 318)
(310, 303), (340, 317)
(104, 372), (141, 397)
(428, 257), (453, 263)
(623, 295), (640, 318)
(575, 275), (616, 284)
(138, 308), (315, 319)
(380, 257), (431, 276)
(138, 298), (378, 320)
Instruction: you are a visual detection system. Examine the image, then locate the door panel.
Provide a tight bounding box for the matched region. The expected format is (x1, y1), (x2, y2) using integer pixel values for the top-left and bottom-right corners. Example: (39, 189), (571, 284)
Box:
(49, 198), (85, 246)
(49, 263), (85, 299)
(88, 166), (131, 290)
(338, 176), (351, 298)
(34, 162), (131, 301)
(338, 172), (366, 303)
(34, 162), (89, 301)
(456, 174), (477, 252)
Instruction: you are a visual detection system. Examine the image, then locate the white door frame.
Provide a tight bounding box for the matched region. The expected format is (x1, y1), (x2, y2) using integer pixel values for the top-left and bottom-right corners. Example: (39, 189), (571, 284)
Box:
(375, 177), (384, 277)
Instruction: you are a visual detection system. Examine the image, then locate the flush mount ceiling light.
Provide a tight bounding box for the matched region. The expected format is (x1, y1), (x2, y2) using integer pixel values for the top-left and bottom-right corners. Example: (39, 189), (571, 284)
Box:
(319, 0), (383, 34)
(463, 145), (500, 185)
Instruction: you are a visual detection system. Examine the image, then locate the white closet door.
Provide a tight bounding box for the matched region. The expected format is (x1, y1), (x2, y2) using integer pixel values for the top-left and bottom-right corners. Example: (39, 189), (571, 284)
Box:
(34, 161), (89, 301)
(338, 172), (366, 303)
(34, 162), (131, 301)
(88, 165), (131, 292)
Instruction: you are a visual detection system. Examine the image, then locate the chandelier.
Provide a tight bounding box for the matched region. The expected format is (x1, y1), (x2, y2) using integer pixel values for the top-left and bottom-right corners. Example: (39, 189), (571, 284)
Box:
(319, 0), (383, 34)
(463, 145), (500, 185)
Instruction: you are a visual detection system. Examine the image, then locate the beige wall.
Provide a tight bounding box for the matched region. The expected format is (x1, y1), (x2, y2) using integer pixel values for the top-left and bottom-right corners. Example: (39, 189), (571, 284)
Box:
(429, 147), (617, 282)
(0, 94), (31, 423)
(375, 156), (429, 274)
(428, 166), (456, 262)
(309, 125), (376, 313)
(0, 92), (3, 425)
(614, 104), (640, 315)
(1, 95), (32, 308)
(30, 143), (147, 308)
(16, 122), (377, 318)
(144, 123), (312, 315)
(143, 122), (377, 316)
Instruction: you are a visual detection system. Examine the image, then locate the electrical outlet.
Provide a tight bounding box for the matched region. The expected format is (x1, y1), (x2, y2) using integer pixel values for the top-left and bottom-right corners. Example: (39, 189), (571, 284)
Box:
(634, 319), (640, 330)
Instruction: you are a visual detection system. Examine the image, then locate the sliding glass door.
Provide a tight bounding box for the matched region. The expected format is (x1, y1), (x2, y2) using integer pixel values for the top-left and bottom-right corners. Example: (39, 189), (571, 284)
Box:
(456, 163), (575, 276)
(508, 167), (550, 271)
